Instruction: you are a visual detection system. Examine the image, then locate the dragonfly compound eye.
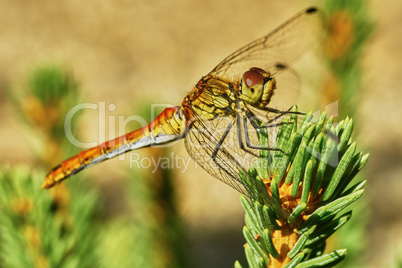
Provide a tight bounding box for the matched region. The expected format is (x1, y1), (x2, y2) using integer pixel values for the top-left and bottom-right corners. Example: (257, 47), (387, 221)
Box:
(241, 69), (264, 106)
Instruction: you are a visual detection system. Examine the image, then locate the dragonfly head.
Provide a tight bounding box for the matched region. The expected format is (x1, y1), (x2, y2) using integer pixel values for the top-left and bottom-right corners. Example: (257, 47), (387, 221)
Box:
(240, 67), (275, 109)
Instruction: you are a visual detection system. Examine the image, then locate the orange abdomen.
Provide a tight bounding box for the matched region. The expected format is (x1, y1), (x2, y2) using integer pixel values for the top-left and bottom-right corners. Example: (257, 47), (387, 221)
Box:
(41, 106), (186, 189)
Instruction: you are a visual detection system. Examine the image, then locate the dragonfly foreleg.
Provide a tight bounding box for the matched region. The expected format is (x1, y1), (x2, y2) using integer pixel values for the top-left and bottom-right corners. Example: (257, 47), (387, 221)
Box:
(245, 110), (291, 129)
(264, 107), (304, 125)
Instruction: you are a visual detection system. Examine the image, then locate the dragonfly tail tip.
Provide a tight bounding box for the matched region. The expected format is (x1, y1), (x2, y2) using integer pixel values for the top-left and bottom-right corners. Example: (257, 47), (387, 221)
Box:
(40, 181), (51, 190)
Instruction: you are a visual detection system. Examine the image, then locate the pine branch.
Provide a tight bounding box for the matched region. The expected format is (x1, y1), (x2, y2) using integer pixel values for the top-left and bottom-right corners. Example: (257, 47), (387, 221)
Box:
(2, 65), (99, 268)
(0, 166), (99, 268)
(235, 107), (368, 268)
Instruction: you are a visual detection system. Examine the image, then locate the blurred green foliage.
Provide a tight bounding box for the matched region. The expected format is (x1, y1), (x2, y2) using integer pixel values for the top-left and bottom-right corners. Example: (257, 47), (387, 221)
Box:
(0, 166), (99, 268)
(321, 1), (374, 267)
(1, 65), (187, 268)
(321, 0), (374, 119)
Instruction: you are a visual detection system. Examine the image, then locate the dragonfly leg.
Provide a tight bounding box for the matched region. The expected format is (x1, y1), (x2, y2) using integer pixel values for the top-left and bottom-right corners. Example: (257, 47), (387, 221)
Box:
(210, 122), (252, 193)
(211, 122), (234, 161)
(245, 110), (291, 130)
(211, 122), (246, 173)
(243, 111), (287, 154)
(264, 107), (304, 125)
(235, 112), (260, 158)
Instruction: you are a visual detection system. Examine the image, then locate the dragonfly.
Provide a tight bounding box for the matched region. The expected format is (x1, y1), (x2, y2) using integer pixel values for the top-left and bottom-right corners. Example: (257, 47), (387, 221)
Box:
(41, 7), (325, 197)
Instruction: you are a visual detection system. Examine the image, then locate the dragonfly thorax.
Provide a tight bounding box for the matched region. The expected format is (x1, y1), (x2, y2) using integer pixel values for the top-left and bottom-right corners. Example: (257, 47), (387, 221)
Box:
(240, 67), (276, 109)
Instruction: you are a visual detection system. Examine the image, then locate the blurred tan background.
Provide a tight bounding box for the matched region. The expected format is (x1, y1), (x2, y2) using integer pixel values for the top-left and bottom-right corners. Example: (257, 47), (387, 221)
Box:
(0, 0), (401, 267)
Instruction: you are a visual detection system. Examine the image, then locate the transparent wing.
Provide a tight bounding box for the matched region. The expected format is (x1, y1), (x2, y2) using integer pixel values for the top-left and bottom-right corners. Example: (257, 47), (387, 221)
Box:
(185, 114), (251, 196)
(183, 8), (325, 195)
(208, 7), (325, 80)
(184, 106), (283, 196)
(264, 65), (300, 112)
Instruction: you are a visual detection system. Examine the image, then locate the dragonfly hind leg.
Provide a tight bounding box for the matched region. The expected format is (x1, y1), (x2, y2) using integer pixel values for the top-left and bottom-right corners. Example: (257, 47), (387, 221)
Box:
(211, 123), (247, 179)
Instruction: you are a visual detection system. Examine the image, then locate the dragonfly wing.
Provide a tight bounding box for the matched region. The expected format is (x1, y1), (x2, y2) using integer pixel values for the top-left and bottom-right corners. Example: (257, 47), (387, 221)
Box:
(208, 7), (325, 80)
(183, 102), (284, 197)
(265, 65), (300, 112)
(185, 114), (253, 196)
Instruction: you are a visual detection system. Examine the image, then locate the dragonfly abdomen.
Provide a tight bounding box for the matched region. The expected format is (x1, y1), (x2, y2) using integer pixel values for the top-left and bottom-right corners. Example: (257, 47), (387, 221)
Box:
(41, 106), (186, 189)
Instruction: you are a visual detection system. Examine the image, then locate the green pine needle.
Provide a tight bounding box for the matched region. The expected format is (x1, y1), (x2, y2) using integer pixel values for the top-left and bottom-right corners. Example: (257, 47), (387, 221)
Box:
(237, 107), (367, 267)
(0, 166), (99, 268)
